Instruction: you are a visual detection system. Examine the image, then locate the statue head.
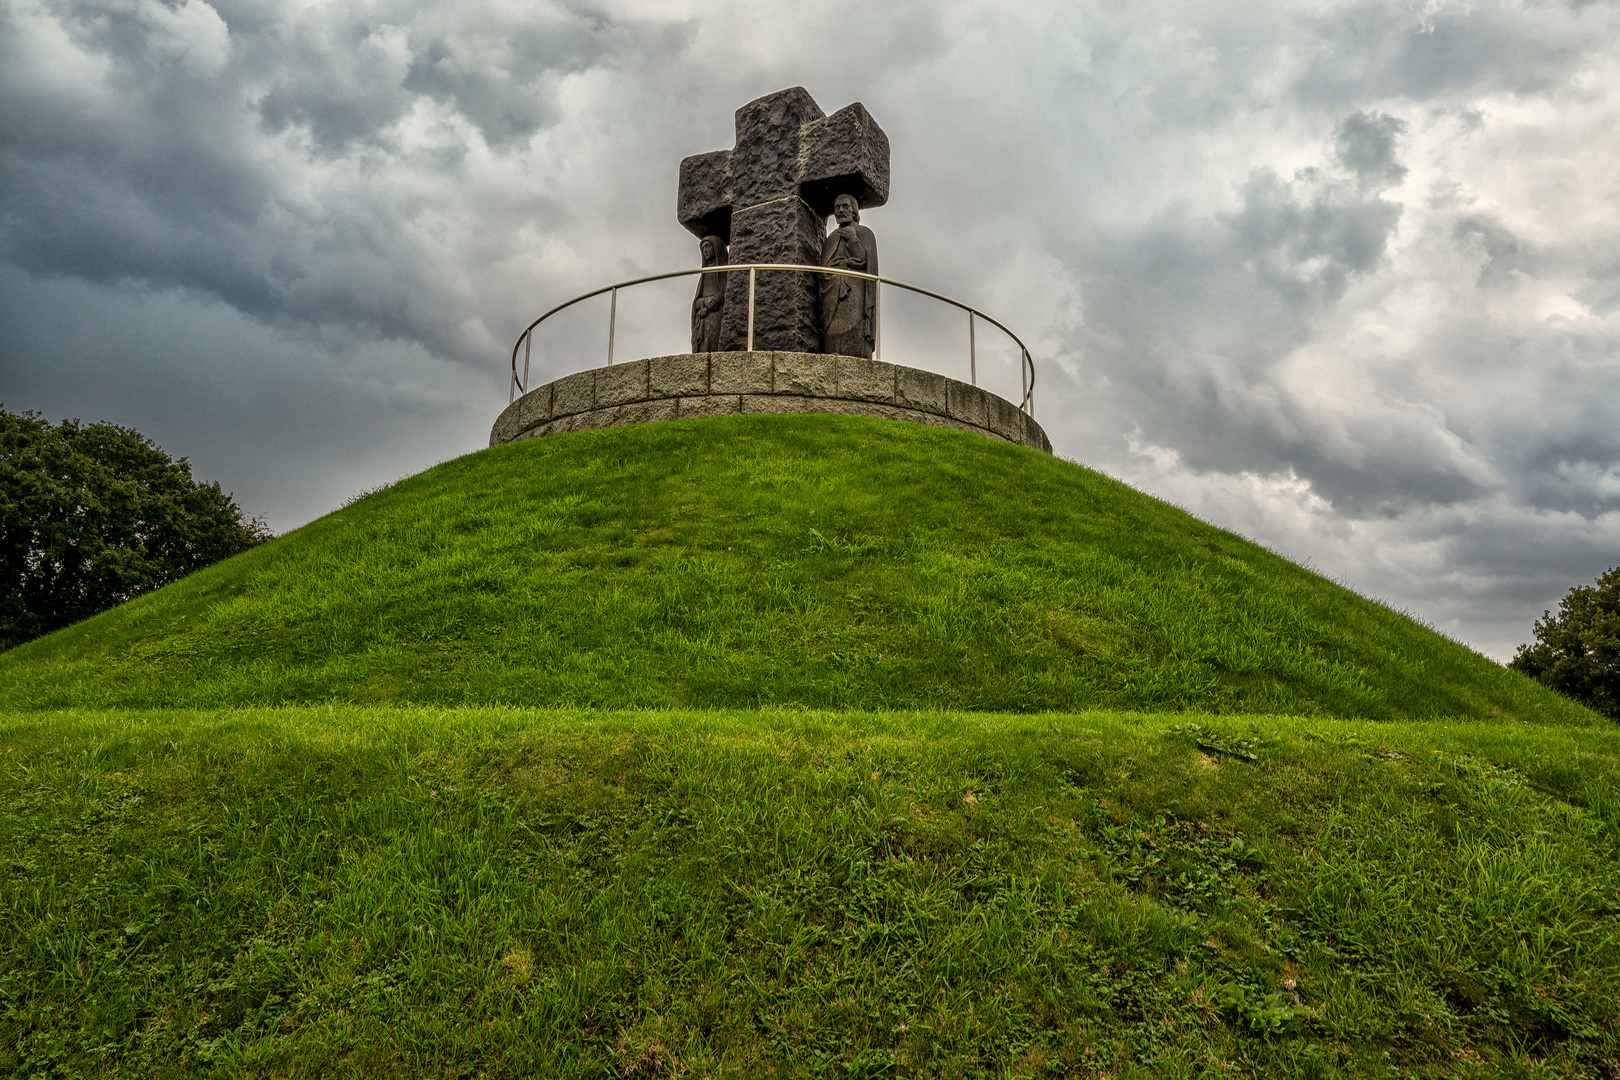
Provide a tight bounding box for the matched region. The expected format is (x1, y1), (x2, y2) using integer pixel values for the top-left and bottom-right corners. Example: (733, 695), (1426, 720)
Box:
(699, 234), (728, 267)
(832, 193), (860, 227)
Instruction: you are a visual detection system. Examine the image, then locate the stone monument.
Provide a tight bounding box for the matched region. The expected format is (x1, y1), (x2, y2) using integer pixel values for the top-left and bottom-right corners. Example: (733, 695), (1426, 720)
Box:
(820, 193), (878, 358)
(690, 234), (727, 352)
(677, 87), (889, 354)
(489, 86), (1051, 456)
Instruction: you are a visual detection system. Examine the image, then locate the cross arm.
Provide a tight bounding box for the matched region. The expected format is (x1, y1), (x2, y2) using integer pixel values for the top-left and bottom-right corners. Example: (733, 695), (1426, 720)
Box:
(797, 102), (890, 218)
(677, 150), (734, 240)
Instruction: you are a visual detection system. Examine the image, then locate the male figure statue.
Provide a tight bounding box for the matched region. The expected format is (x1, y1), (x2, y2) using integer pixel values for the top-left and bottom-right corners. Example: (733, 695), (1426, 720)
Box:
(691, 234), (728, 352)
(820, 193), (878, 358)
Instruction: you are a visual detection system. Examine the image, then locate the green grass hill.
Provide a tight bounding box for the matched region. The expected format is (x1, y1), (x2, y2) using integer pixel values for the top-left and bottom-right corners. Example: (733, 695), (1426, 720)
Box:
(5, 415), (1617, 1078)
(0, 414), (1591, 720)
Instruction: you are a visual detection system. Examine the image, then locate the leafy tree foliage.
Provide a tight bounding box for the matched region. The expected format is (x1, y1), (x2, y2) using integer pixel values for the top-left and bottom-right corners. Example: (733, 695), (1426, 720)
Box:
(1510, 565), (1620, 720)
(1, 407), (270, 649)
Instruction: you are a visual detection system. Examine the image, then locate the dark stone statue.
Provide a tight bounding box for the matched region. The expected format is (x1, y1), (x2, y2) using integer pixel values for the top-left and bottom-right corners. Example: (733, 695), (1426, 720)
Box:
(820, 194), (878, 358)
(691, 234), (727, 352)
(677, 87), (889, 353)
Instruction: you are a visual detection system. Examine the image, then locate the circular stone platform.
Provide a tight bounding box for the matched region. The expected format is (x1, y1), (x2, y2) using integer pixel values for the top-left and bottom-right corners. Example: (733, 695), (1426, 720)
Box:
(489, 351), (1052, 453)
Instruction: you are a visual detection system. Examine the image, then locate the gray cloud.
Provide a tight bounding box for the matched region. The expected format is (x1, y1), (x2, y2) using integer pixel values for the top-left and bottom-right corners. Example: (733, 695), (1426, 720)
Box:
(1296, 0), (1591, 103)
(253, 1), (633, 151)
(0, 0), (675, 361)
(2, 0), (1618, 661)
(1055, 144), (1440, 515)
(1452, 214), (1533, 289)
(1335, 111), (1407, 190)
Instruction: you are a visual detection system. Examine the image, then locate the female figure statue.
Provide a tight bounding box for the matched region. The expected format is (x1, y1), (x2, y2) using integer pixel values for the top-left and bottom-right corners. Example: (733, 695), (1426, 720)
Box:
(691, 234), (728, 353)
(819, 193), (879, 358)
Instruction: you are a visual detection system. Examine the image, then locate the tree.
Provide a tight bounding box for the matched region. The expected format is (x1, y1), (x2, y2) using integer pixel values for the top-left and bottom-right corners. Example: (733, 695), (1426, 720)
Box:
(1, 407), (271, 649)
(1510, 565), (1620, 720)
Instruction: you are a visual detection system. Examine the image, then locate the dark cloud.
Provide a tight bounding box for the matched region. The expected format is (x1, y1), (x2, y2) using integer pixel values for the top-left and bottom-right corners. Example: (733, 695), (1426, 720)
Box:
(1054, 139), (1433, 515)
(400, 13), (623, 148)
(1296, 0), (1589, 102)
(251, 2), (633, 152)
(1223, 165), (1403, 301)
(1452, 214), (1533, 289)
(0, 0), (668, 362)
(1574, 262), (1620, 316)
(1334, 111), (1407, 191)
(254, 22), (425, 153)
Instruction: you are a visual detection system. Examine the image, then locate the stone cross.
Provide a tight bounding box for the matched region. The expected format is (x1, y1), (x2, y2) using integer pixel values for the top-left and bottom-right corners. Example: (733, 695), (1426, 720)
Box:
(678, 87), (889, 353)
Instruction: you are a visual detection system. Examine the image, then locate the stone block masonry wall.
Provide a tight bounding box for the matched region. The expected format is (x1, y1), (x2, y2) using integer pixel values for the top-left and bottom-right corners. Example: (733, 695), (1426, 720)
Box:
(490, 352), (1052, 453)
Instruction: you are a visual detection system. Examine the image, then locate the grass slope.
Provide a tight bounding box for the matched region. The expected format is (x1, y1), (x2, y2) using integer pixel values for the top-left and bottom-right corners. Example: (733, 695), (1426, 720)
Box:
(0, 415), (1588, 721)
(3, 707), (1618, 1078)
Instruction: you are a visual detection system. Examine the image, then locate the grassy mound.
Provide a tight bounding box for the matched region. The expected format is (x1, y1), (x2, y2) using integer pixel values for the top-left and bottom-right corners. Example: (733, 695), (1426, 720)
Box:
(4, 415), (1616, 1077)
(0, 415), (1588, 721)
(4, 707), (1618, 1077)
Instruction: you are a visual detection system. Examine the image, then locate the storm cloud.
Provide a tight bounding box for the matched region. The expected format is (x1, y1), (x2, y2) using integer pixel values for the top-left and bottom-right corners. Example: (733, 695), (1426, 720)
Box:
(2, 0), (1618, 659)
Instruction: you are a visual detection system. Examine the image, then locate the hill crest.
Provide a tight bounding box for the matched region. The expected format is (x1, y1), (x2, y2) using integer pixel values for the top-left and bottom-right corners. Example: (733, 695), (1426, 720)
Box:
(0, 413), (1592, 722)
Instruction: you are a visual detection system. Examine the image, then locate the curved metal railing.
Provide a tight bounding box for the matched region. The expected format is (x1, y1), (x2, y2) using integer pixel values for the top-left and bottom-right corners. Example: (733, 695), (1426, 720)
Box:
(510, 264), (1036, 418)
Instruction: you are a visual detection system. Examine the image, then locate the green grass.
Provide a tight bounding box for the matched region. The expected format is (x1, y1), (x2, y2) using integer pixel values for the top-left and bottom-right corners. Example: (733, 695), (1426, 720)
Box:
(3, 706), (1618, 1078)
(4, 414), (1614, 1076)
(0, 414), (1591, 722)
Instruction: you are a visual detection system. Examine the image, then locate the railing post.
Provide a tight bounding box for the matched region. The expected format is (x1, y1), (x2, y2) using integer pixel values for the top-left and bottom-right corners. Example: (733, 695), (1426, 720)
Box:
(1021, 347), (1028, 415)
(747, 267), (756, 351)
(607, 286), (618, 365)
(523, 330), (531, 395)
(969, 310), (977, 386)
(874, 279), (881, 361)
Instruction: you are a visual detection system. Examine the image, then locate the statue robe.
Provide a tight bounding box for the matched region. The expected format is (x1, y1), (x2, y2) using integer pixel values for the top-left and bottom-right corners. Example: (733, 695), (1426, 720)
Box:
(820, 223), (878, 358)
(691, 256), (727, 353)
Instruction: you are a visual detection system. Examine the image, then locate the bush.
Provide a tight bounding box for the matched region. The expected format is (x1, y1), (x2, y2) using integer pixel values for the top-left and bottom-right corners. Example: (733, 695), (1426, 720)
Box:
(1510, 565), (1620, 720)
(1, 407), (270, 649)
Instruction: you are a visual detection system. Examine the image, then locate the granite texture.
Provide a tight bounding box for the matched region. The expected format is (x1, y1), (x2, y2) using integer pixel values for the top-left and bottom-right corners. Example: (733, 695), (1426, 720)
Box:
(708, 351), (772, 395)
(649, 353), (709, 398)
(836, 356), (892, 403)
(946, 381), (990, 431)
(551, 370), (595, 418)
(718, 198), (823, 353)
(518, 383), (553, 429)
(728, 88), (826, 211)
(676, 149), (734, 243)
(596, 359), (649, 408)
(491, 353), (1051, 454)
(773, 351), (836, 397)
(677, 87), (889, 242)
(678, 87), (891, 355)
(895, 365), (946, 414)
(798, 103), (891, 218)
(678, 394), (741, 419)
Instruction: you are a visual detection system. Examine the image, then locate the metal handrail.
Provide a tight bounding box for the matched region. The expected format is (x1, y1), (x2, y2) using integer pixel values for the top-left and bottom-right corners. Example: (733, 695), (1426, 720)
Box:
(509, 264), (1036, 418)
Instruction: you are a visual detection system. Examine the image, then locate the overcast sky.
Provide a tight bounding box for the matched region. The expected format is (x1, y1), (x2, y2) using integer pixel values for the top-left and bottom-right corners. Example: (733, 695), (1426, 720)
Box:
(3, 0), (1618, 660)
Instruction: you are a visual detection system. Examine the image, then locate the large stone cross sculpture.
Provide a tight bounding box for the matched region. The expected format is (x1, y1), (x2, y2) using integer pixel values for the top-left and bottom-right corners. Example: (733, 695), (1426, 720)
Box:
(678, 87), (889, 353)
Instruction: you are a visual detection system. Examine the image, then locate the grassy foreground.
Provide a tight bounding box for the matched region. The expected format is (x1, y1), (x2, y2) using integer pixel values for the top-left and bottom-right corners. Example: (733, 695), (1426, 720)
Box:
(0, 415), (1589, 722)
(4, 706), (1619, 1078)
